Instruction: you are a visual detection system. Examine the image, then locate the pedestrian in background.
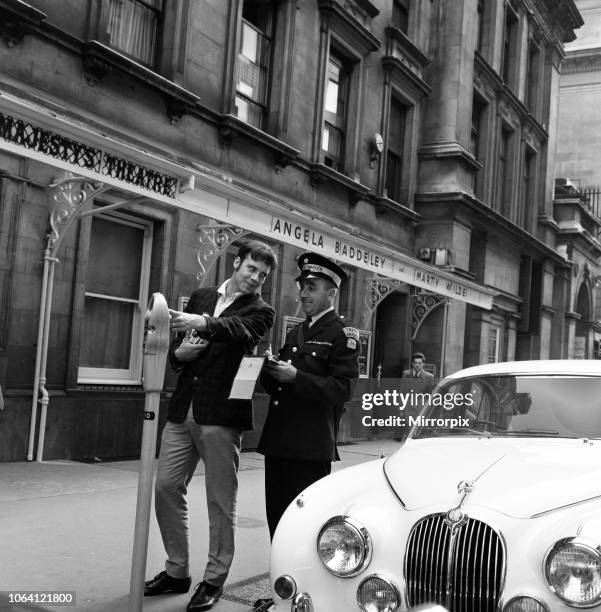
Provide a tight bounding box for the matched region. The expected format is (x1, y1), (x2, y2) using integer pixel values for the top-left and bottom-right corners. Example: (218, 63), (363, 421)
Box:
(145, 241), (277, 612)
(402, 351), (435, 392)
(258, 252), (360, 539)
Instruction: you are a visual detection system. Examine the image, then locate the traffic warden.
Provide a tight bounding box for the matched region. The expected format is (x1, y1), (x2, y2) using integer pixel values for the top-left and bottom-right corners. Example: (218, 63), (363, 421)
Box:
(257, 252), (360, 538)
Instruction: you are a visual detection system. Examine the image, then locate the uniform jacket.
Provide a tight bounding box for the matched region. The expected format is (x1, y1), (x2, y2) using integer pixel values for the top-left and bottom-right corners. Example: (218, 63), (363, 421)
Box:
(257, 310), (360, 461)
(168, 286), (275, 430)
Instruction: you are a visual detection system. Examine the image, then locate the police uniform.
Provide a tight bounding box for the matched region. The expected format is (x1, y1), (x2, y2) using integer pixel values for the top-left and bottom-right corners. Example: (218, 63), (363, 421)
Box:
(257, 253), (360, 537)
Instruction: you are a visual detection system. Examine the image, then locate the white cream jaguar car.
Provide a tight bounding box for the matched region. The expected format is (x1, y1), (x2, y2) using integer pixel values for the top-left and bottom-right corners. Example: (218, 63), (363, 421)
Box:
(268, 360), (601, 612)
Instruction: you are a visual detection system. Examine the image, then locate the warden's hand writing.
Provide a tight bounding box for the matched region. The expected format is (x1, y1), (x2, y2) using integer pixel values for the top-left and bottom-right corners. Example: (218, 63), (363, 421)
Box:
(266, 361), (297, 383)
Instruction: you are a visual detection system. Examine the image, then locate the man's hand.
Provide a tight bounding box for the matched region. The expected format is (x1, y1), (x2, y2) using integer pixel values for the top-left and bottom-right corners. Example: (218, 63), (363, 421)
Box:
(169, 308), (208, 333)
(174, 340), (207, 362)
(266, 361), (297, 383)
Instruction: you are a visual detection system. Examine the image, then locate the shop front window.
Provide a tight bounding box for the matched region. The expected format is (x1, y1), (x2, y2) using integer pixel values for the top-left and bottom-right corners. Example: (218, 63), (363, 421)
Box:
(78, 213), (152, 384)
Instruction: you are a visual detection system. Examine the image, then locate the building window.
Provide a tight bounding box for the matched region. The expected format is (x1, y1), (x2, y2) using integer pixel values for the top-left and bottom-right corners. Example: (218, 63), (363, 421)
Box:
(470, 94), (487, 198)
(321, 49), (351, 171)
(520, 147), (536, 230)
(385, 96), (407, 202)
(106, 0), (163, 66)
(526, 39), (540, 114)
(476, 0), (485, 53)
(496, 125), (513, 215)
(78, 212), (152, 384)
(502, 3), (519, 87)
(392, 0), (409, 34)
(234, 1), (274, 129)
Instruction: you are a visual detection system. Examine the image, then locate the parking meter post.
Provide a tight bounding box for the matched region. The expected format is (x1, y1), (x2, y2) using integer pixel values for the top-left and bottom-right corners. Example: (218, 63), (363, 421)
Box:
(129, 293), (170, 612)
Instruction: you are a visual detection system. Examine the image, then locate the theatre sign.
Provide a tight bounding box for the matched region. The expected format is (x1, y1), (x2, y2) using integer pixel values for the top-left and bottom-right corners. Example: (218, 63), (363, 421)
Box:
(268, 216), (494, 309)
(0, 92), (494, 311)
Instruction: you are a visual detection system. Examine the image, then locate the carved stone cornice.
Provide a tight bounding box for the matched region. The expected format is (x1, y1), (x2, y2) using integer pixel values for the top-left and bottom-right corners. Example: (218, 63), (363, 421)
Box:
(0, 0), (45, 47)
(219, 114), (300, 172)
(82, 41), (200, 123)
(383, 26), (430, 85)
(418, 142), (482, 172)
(562, 48), (601, 74)
(382, 55), (431, 97)
(309, 162), (371, 201)
(318, 0), (381, 54)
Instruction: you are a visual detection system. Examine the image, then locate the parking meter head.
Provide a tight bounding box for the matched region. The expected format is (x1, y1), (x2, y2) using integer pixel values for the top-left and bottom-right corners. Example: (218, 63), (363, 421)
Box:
(143, 292), (170, 392)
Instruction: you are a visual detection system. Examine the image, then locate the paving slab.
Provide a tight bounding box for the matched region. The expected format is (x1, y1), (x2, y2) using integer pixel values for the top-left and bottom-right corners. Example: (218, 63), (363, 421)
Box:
(0, 439), (402, 612)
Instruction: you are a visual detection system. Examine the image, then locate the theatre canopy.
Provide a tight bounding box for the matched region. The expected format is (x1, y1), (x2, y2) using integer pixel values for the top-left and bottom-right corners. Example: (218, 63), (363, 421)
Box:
(0, 90), (494, 309)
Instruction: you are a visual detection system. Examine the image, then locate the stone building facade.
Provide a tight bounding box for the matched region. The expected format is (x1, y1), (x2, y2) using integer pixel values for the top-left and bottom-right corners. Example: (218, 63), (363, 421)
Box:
(0, 0), (581, 460)
(556, 0), (601, 359)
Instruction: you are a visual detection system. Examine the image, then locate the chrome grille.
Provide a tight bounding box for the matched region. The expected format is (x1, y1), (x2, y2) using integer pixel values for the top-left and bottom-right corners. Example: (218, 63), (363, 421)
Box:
(405, 514), (505, 611)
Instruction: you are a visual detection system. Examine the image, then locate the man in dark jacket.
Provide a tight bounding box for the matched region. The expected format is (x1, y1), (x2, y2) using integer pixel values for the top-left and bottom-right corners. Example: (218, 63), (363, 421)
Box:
(258, 252), (360, 539)
(145, 241), (276, 612)
(402, 351), (435, 392)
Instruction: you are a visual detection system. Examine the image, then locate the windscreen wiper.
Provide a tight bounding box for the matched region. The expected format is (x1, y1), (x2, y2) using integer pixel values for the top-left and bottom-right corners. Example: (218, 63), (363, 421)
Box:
(505, 428), (560, 436)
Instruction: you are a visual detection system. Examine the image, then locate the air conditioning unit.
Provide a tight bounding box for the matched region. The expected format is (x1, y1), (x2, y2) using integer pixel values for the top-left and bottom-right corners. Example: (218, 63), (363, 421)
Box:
(432, 248), (451, 266)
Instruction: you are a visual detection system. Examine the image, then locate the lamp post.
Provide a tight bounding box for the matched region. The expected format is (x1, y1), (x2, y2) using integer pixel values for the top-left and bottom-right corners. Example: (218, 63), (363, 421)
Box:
(129, 292), (170, 612)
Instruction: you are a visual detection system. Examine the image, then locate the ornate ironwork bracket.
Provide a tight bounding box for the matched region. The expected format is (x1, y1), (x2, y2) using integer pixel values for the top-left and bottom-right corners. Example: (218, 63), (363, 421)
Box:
(411, 288), (447, 341)
(196, 224), (251, 285)
(362, 276), (407, 328)
(48, 173), (111, 255)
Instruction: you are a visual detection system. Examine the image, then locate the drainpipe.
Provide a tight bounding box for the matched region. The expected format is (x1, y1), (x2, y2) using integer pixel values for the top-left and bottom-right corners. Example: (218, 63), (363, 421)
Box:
(28, 175), (111, 462)
(28, 241), (57, 460)
(35, 251), (58, 462)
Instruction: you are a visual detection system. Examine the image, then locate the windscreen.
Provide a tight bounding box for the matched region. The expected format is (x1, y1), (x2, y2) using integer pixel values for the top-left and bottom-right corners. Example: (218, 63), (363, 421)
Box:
(411, 375), (601, 439)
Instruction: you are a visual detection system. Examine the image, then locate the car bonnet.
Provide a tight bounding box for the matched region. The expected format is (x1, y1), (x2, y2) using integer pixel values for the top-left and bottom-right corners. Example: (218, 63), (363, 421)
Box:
(383, 437), (601, 518)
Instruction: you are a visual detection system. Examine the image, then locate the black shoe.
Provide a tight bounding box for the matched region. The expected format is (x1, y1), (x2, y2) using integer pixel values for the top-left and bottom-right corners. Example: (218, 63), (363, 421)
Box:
(144, 571), (191, 596)
(187, 581), (224, 611)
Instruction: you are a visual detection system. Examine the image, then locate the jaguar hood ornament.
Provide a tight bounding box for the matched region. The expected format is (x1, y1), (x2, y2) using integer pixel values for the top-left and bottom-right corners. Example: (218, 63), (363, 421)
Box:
(444, 480), (474, 528)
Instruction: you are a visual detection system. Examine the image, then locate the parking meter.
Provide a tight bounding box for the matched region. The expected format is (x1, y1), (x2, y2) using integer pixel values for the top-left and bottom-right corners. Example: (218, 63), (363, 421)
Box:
(129, 293), (170, 612)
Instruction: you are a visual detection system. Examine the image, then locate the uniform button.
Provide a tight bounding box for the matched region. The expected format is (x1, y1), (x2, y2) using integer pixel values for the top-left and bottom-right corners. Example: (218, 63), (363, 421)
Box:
(287, 359), (292, 364)
(292, 347), (298, 352)
(312, 351), (317, 356)
(277, 387), (282, 391)
(273, 400), (279, 406)
(193, 376), (198, 381)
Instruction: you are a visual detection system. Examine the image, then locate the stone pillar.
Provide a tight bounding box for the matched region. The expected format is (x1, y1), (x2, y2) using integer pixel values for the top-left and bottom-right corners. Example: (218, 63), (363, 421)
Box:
(539, 308), (556, 359)
(541, 43), (564, 218)
(551, 265), (570, 357)
(565, 312), (579, 359)
(419, 0), (479, 194)
(506, 314), (519, 360)
(443, 299), (467, 376)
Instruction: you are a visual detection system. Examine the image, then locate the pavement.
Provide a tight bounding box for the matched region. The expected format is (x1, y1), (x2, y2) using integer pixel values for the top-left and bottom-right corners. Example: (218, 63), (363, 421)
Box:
(0, 438), (403, 612)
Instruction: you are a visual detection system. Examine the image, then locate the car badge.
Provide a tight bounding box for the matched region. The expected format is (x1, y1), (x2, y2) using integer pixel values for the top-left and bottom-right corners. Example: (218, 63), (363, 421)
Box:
(445, 507), (465, 527)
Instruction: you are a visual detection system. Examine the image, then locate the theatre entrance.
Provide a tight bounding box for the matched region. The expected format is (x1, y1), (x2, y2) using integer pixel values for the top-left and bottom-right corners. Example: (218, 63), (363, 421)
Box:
(372, 289), (411, 379)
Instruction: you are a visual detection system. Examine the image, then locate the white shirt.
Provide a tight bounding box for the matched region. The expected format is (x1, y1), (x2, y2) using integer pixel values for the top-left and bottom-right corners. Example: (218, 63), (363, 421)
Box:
(213, 280), (243, 317)
(308, 306), (334, 327)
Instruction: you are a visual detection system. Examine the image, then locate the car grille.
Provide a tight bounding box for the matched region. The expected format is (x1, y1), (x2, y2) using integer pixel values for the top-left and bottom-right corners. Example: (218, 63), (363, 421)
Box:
(405, 513), (505, 611)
